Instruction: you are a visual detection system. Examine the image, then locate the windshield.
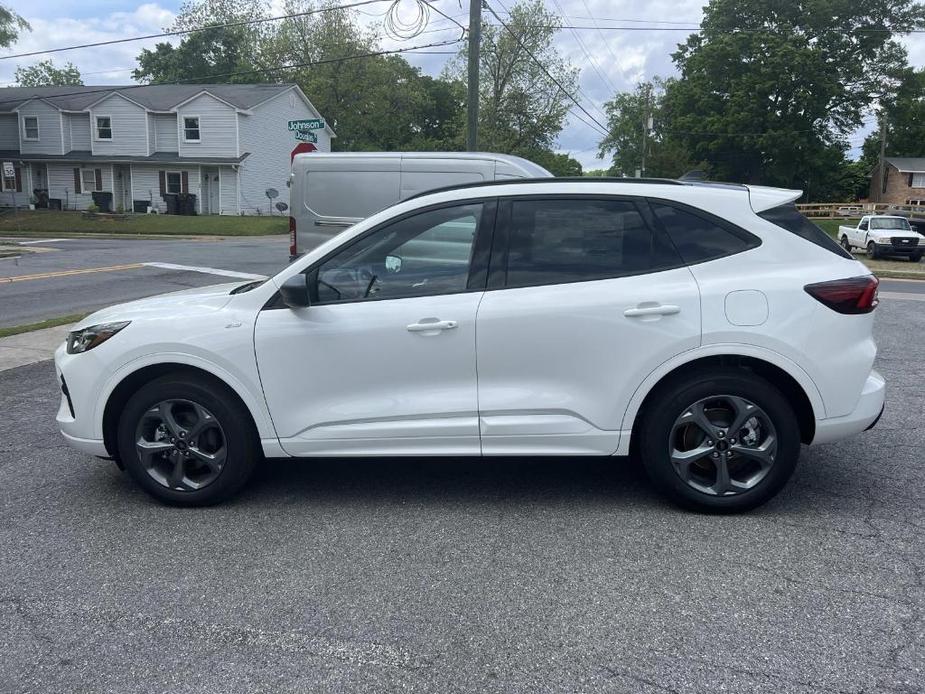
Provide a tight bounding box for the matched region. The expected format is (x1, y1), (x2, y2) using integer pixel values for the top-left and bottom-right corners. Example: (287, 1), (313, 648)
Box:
(870, 217), (912, 231)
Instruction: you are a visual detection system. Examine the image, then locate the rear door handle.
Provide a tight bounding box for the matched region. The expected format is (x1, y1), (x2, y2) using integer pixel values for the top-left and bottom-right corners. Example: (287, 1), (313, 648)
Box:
(407, 319), (458, 333)
(624, 304), (681, 318)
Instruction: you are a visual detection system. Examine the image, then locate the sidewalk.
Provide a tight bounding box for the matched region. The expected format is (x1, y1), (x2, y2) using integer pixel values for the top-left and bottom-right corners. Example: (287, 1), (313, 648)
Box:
(0, 324), (71, 372)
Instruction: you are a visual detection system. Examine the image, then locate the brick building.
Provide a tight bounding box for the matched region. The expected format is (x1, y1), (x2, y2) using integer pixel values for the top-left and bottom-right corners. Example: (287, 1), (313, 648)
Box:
(868, 157), (925, 205)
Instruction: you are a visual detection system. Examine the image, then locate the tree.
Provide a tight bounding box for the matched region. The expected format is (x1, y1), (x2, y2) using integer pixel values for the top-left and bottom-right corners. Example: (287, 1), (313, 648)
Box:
(15, 60), (83, 86)
(0, 4), (28, 48)
(447, 0), (578, 157)
(528, 150), (582, 176)
(662, 0), (925, 197)
(861, 67), (925, 167)
(599, 79), (697, 178)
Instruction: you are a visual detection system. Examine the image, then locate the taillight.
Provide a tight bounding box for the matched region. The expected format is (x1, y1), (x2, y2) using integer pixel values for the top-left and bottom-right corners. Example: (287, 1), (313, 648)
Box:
(288, 216), (297, 257)
(804, 275), (879, 314)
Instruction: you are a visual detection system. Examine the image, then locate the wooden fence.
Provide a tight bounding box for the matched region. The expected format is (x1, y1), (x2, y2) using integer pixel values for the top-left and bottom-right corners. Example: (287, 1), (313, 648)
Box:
(796, 202), (925, 219)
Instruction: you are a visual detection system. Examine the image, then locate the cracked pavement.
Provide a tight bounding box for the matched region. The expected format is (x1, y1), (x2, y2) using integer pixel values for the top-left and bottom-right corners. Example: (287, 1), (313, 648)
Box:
(0, 298), (922, 693)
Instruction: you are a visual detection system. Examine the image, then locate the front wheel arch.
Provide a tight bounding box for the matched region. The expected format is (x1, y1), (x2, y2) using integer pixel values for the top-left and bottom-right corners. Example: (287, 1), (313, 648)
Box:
(102, 363), (260, 463)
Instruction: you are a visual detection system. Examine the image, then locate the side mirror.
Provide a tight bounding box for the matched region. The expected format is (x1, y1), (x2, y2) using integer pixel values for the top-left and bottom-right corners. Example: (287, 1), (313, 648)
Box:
(279, 274), (311, 309)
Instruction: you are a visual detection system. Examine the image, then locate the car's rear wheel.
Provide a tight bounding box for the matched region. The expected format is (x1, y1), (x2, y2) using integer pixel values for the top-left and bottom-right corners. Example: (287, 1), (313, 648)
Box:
(841, 235), (851, 252)
(639, 369), (801, 513)
(867, 241), (878, 259)
(116, 374), (259, 506)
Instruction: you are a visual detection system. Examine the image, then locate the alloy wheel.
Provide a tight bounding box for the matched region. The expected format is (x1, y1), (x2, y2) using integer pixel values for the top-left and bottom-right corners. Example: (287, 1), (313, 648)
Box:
(134, 399), (227, 491)
(668, 395), (777, 496)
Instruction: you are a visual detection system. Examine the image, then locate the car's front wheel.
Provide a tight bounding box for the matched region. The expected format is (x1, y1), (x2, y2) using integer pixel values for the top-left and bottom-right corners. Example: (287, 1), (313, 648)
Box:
(911, 252), (922, 263)
(867, 241), (879, 259)
(639, 369), (801, 513)
(116, 373), (260, 506)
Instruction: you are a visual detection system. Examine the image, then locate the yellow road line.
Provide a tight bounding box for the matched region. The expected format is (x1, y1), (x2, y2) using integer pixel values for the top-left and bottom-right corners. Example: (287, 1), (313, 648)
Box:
(0, 263), (145, 284)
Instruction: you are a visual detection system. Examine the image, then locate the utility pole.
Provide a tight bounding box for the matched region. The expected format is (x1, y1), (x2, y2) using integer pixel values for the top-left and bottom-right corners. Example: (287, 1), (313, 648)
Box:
(466, 0), (482, 151)
(640, 85), (651, 178)
(877, 115), (887, 205)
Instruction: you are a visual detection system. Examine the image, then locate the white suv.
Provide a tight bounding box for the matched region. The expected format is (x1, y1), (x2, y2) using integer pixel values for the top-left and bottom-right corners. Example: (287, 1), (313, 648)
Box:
(54, 179), (884, 512)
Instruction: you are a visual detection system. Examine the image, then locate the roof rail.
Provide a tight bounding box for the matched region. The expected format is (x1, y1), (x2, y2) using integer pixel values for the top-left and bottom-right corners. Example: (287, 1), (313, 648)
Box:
(404, 176), (684, 201)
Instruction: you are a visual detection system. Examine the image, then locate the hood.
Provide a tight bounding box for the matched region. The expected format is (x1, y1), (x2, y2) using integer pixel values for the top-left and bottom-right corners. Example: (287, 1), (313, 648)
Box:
(73, 282), (245, 329)
(867, 228), (925, 240)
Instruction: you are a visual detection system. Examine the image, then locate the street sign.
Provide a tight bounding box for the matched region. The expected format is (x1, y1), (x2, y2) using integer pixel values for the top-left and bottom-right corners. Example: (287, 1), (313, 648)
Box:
(288, 118), (325, 131)
(2, 161), (14, 178)
(294, 130), (318, 143)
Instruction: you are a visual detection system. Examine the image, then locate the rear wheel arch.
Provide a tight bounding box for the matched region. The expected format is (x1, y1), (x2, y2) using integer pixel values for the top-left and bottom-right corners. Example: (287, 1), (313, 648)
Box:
(102, 363), (263, 461)
(628, 354), (818, 449)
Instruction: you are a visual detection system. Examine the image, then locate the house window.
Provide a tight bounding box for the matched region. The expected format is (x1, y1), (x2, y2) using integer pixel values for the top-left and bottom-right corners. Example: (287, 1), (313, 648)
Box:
(81, 169), (99, 192)
(22, 116), (39, 141)
(183, 116), (200, 142)
(166, 171), (182, 194)
(96, 116), (112, 140)
(912, 173), (925, 188)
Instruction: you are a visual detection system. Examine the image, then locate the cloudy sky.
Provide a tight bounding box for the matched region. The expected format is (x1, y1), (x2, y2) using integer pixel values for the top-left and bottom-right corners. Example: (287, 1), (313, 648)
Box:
(1, 0), (923, 170)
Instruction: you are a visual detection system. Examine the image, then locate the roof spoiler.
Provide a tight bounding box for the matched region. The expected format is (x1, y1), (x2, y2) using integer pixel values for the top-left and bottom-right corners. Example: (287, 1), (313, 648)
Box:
(747, 185), (802, 213)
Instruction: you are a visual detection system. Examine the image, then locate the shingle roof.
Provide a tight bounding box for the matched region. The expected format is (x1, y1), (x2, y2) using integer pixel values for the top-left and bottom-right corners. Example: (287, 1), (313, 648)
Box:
(0, 150), (250, 165)
(0, 84), (296, 113)
(886, 157), (925, 173)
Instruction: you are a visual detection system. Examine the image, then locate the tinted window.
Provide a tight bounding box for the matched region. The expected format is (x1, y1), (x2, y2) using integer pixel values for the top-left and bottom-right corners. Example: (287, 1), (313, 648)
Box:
(652, 203), (760, 264)
(314, 203), (481, 303)
(504, 199), (681, 287)
(758, 204), (852, 259)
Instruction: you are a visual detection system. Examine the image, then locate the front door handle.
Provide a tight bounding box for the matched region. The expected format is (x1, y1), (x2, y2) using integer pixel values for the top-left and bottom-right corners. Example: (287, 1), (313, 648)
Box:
(624, 304), (681, 318)
(407, 319), (458, 333)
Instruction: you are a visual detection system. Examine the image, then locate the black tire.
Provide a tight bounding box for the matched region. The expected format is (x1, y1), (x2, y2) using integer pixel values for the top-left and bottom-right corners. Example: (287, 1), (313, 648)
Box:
(867, 241), (878, 260)
(117, 373), (260, 506)
(638, 369), (801, 514)
(841, 235), (851, 252)
(910, 252), (922, 263)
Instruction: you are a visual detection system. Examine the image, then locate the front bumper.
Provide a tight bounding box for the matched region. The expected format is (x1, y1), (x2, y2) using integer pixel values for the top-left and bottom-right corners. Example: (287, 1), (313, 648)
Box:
(55, 343), (110, 457)
(812, 369), (885, 444)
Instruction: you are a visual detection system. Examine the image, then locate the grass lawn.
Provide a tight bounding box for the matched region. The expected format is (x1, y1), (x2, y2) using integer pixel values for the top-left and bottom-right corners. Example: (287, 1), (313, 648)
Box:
(0, 210), (286, 236)
(0, 313), (84, 339)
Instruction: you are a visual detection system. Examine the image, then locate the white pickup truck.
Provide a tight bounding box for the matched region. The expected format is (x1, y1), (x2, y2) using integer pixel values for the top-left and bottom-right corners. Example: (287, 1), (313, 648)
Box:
(839, 215), (925, 262)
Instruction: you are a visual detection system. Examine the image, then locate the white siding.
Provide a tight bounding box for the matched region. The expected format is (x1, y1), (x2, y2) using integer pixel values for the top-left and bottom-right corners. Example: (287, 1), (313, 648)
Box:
(131, 164), (201, 213)
(236, 88), (331, 214)
(0, 114), (18, 149)
(177, 93), (238, 158)
(153, 113), (178, 152)
(89, 94), (148, 156)
(46, 162), (113, 210)
(18, 100), (63, 154)
(67, 113), (91, 151)
(219, 165), (238, 215)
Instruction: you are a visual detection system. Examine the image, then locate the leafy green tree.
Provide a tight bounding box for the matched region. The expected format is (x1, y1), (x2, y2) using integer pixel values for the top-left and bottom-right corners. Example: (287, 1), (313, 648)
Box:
(14, 59), (82, 86)
(528, 150), (582, 176)
(448, 0), (578, 156)
(861, 67), (925, 166)
(663, 0), (925, 195)
(0, 4), (28, 48)
(583, 168), (608, 177)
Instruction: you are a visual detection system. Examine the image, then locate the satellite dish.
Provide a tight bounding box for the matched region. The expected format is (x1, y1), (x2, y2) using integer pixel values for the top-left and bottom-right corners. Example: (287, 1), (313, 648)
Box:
(265, 188), (279, 199)
(275, 202), (288, 212)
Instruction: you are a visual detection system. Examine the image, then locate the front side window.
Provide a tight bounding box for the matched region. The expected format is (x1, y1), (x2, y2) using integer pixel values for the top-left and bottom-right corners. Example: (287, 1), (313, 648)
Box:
(23, 116), (38, 140)
(166, 172), (182, 194)
(81, 169), (98, 192)
(183, 116), (200, 142)
(313, 203), (482, 303)
(653, 202), (761, 264)
(96, 116), (112, 140)
(503, 198), (681, 287)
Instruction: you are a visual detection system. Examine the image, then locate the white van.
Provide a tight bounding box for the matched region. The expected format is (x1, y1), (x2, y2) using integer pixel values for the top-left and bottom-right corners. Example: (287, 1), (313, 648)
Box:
(288, 151), (551, 256)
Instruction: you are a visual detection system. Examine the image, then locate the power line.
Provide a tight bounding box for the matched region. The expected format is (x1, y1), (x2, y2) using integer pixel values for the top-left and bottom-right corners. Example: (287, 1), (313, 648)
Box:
(484, 1), (610, 136)
(548, 0), (615, 116)
(0, 0), (391, 61)
(0, 38), (464, 107)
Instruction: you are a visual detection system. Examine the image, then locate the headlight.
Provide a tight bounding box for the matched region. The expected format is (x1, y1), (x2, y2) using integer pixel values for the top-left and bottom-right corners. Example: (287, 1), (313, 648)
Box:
(66, 321), (131, 354)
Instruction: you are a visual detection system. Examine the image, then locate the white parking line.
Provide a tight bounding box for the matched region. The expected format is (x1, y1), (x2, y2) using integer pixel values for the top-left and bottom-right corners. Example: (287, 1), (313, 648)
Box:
(143, 262), (266, 280)
(17, 238), (68, 245)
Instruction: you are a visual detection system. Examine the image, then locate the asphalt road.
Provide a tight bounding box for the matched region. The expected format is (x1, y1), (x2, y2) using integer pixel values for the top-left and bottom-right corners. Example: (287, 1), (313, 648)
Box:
(0, 294), (923, 692)
(0, 236), (290, 327)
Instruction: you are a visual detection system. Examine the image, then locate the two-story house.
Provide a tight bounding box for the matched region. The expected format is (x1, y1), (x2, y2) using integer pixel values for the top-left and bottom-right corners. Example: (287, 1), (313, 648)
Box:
(0, 83), (333, 214)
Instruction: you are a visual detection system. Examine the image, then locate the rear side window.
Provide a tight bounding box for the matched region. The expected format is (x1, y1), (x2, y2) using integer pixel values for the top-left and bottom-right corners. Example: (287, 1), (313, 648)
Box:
(503, 198), (682, 287)
(758, 204), (852, 259)
(651, 202), (760, 264)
